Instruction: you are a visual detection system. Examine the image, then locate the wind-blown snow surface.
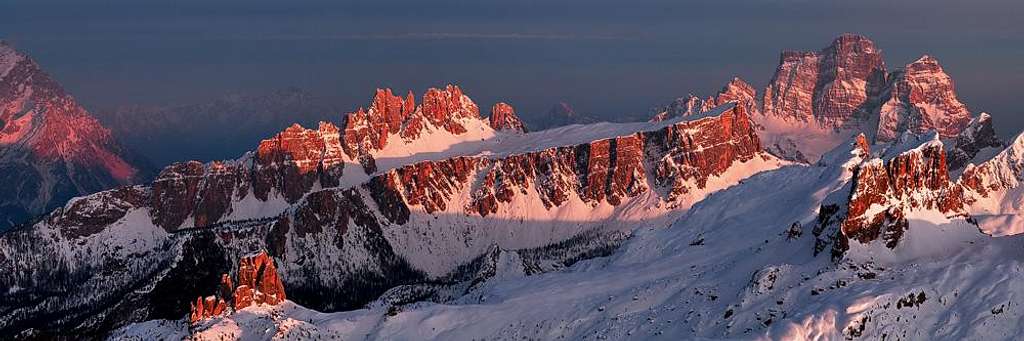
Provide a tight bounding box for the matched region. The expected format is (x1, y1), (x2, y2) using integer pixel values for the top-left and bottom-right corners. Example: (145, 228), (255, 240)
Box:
(115, 136), (1024, 341)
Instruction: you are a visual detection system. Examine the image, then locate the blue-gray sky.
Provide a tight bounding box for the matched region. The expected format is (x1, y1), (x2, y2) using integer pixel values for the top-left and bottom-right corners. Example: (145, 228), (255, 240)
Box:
(3, 0), (1023, 136)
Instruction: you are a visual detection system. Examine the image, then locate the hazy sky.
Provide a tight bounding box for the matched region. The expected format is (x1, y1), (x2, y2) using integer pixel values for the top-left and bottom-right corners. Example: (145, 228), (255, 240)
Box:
(3, 0), (1023, 136)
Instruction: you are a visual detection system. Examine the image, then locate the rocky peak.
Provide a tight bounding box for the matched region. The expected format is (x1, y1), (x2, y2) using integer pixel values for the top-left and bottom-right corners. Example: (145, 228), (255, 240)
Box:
(342, 88), (415, 155)
(421, 84), (480, 123)
(651, 77), (755, 122)
(715, 77), (757, 107)
(0, 42), (144, 230)
(876, 55), (971, 141)
(371, 88), (416, 136)
(343, 84), (484, 156)
(650, 95), (709, 122)
(189, 251), (287, 323)
(854, 133), (872, 158)
(488, 102), (527, 133)
(762, 34), (886, 126)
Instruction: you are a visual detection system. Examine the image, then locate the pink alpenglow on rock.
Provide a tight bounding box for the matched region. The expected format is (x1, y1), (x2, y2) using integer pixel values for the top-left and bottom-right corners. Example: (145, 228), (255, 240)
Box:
(188, 251), (287, 323)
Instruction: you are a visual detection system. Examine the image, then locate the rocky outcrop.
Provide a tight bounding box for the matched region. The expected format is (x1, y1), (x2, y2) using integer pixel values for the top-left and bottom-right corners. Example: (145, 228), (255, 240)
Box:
(189, 251), (287, 323)
(419, 84), (481, 135)
(150, 161), (247, 231)
(342, 88), (416, 157)
(650, 105), (763, 201)
(762, 34), (886, 126)
(148, 122), (345, 231)
(253, 122), (345, 202)
(840, 138), (967, 248)
(489, 102), (527, 133)
(715, 77), (758, 110)
(876, 56), (972, 141)
(958, 133), (1024, 199)
(0, 42), (147, 230)
(341, 85), (492, 172)
(48, 186), (149, 238)
(342, 85), (479, 157)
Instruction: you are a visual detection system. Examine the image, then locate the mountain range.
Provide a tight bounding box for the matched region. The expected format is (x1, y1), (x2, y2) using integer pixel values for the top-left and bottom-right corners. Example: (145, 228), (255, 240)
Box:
(95, 88), (343, 167)
(2, 34), (1024, 340)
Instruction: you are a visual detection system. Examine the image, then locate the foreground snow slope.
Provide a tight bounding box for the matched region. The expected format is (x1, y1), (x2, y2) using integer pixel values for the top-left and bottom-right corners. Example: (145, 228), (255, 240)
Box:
(123, 136), (1024, 340)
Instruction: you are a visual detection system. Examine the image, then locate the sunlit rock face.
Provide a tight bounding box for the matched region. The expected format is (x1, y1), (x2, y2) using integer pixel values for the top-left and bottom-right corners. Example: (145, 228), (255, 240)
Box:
(0, 42), (147, 230)
(876, 55), (972, 142)
(342, 88), (416, 156)
(189, 251), (287, 323)
(762, 34), (887, 127)
(253, 122), (346, 202)
(488, 102), (527, 133)
(148, 122), (346, 232)
(840, 139), (965, 248)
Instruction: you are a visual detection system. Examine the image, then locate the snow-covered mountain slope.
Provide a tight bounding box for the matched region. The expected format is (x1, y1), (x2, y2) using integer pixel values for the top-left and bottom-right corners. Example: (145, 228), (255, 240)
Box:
(0, 95), (783, 338)
(0, 41), (149, 231)
(128, 133), (1024, 341)
(959, 132), (1024, 236)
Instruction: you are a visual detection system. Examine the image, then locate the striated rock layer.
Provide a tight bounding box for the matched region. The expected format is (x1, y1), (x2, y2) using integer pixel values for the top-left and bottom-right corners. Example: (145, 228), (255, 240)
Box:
(876, 55), (972, 141)
(762, 34), (886, 127)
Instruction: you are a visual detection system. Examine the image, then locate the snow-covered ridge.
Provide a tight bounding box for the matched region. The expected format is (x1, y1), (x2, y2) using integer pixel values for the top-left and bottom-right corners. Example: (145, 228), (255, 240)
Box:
(128, 130), (1024, 341)
(1, 95), (786, 337)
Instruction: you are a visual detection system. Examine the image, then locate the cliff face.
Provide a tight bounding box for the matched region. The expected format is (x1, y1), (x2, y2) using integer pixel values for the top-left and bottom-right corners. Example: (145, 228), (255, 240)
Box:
(876, 56), (972, 141)
(488, 102), (527, 133)
(839, 138), (966, 249)
(373, 104), (765, 221)
(762, 34), (887, 127)
(146, 122), (346, 232)
(0, 42), (147, 230)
